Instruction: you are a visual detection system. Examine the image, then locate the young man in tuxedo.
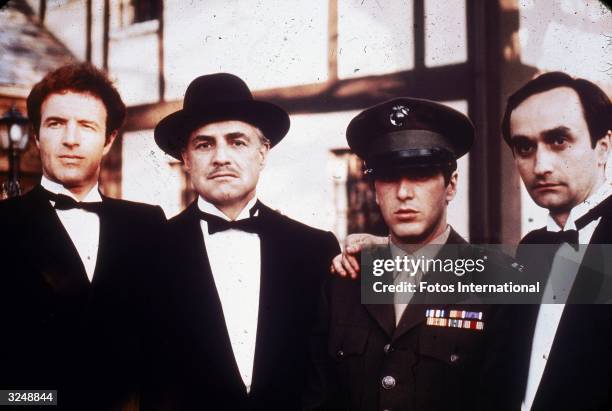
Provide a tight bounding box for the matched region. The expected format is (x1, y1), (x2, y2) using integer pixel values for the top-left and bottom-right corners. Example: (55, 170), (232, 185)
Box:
(150, 73), (340, 410)
(501, 72), (612, 410)
(0, 63), (166, 410)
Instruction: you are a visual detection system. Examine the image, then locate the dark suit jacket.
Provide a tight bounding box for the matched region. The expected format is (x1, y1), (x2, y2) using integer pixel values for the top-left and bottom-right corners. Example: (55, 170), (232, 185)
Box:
(514, 194), (612, 411)
(306, 229), (520, 411)
(0, 185), (166, 411)
(144, 201), (340, 411)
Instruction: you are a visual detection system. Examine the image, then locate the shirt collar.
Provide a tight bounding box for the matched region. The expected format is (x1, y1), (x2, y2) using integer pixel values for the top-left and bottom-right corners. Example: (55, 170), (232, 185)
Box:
(390, 225), (451, 260)
(546, 180), (612, 232)
(197, 195), (259, 222)
(41, 175), (102, 203)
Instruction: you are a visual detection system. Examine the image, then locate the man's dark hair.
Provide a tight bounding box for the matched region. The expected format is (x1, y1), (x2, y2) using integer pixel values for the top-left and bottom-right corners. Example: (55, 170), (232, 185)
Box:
(27, 63), (126, 140)
(501, 71), (611, 148)
(442, 160), (457, 186)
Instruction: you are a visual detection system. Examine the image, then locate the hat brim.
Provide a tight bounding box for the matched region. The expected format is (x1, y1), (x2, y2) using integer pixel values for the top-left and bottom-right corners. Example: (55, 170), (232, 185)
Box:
(365, 149), (456, 177)
(154, 100), (290, 160)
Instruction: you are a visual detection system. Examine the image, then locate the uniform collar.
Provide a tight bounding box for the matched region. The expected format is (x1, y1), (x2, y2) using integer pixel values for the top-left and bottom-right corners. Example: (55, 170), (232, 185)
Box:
(546, 180), (612, 232)
(197, 195), (259, 222)
(389, 225), (451, 260)
(40, 175), (102, 203)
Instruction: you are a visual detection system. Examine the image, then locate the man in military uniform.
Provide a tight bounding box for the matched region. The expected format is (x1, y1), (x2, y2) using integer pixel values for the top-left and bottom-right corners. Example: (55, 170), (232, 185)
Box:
(305, 98), (518, 411)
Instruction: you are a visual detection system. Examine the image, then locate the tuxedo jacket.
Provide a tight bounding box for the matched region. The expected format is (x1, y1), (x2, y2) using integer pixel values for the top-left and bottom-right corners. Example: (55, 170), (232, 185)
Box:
(145, 201), (340, 411)
(514, 194), (612, 410)
(305, 229), (521, 411)
(0, 185), (166, 410)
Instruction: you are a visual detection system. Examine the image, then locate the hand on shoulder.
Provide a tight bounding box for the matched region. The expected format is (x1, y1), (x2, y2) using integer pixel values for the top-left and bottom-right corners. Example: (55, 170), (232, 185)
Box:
(330, 233), (388, 279)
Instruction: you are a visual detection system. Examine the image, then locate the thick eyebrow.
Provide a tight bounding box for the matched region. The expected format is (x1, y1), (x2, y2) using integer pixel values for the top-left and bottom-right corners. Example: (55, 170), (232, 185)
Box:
(79, 119), (101, 129)
(225, 132), (249, 140)
(541, 126), (572, 142)
(42, 116), (101, 130)
(190, 132), (252, 145)
(42, 116), (66, 124)
(510, 126), (573, 145)
(190, 135), (214, 144)
(509, 134), (533, 145)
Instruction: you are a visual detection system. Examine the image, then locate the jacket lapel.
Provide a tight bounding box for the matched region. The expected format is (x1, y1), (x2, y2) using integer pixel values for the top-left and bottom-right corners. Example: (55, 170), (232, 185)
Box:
(26, 186), (90, 292)
(183, 201), (246, 388)
(531, 197), (612, 406)
(361, 245), (396, 338)
(160, 202), (246, 396)
(249, 204), (292, 394)
(588, 194), (612, 244)
(392, 304), (425, 341)
(364, 303), (396, 338)
(90, 194), (113, 285)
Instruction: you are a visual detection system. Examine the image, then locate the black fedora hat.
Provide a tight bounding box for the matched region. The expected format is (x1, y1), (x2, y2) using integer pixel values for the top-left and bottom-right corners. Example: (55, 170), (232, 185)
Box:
(154, 73), (290, 160)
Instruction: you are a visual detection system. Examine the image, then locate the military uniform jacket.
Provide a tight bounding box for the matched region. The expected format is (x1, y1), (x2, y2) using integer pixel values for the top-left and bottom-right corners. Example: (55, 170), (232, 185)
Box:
(143, 201), (340, 411)
(0, 185), (166, 410)
(513, 193), (612, 411)
(306, 229), (519, 411)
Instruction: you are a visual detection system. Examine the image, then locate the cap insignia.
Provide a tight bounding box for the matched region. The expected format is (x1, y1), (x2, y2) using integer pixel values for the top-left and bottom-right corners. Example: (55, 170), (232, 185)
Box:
(389, 105), (410, 127)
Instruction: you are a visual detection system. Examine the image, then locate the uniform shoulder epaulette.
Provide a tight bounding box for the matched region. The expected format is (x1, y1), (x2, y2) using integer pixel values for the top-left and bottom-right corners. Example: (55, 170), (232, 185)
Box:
(470, 245), (525, 274)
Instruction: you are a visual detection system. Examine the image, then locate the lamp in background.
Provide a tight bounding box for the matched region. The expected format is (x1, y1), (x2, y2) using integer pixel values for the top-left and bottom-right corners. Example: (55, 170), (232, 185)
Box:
(0, 106), (30, 198)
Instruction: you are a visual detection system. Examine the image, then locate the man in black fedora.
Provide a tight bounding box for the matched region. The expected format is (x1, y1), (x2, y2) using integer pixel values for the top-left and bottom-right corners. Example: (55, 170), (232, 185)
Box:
(147, 73), (340, 410)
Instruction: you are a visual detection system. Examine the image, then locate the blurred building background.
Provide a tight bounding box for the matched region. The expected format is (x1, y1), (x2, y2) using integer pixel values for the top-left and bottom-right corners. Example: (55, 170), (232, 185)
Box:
(1, 0), (610, 243)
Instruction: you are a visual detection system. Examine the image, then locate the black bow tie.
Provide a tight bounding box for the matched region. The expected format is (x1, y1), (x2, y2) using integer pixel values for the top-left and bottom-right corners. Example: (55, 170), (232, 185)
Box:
(545, 229), (579, 250)
(541, 203), (606, 250)
(198, 211), (261, 235)
(44, 189), (104, 214)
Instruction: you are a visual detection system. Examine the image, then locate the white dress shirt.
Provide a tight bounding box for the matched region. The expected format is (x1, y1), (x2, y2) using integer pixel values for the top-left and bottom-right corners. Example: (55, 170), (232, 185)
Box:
(198, 196), (261, 394)
(390, 225), (451, 325)
(522, 181), (612, 411)
(41, 176), (102, 282)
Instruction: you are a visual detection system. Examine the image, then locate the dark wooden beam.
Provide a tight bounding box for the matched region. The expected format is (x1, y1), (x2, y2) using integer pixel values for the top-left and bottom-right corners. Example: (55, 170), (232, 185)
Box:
(102, 0), (110, 71)
(157, 0), (165, 101)
(466, 0), (535, 244)
(85, 0), (92, 62)
(497, 1), (538, 244)
(467, 0), (498, 243)
(124, 64), (470, 131)
(413, 0), (425, 69)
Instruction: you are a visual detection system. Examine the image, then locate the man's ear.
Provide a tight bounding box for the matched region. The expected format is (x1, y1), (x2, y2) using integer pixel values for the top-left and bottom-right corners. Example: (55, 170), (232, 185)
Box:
(181, 149), (192, 172)
(595, 130), (611, 167)
(445, 171), (458, 203)
(258, 142), (270, 170)
(102, 130), (118, 156)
